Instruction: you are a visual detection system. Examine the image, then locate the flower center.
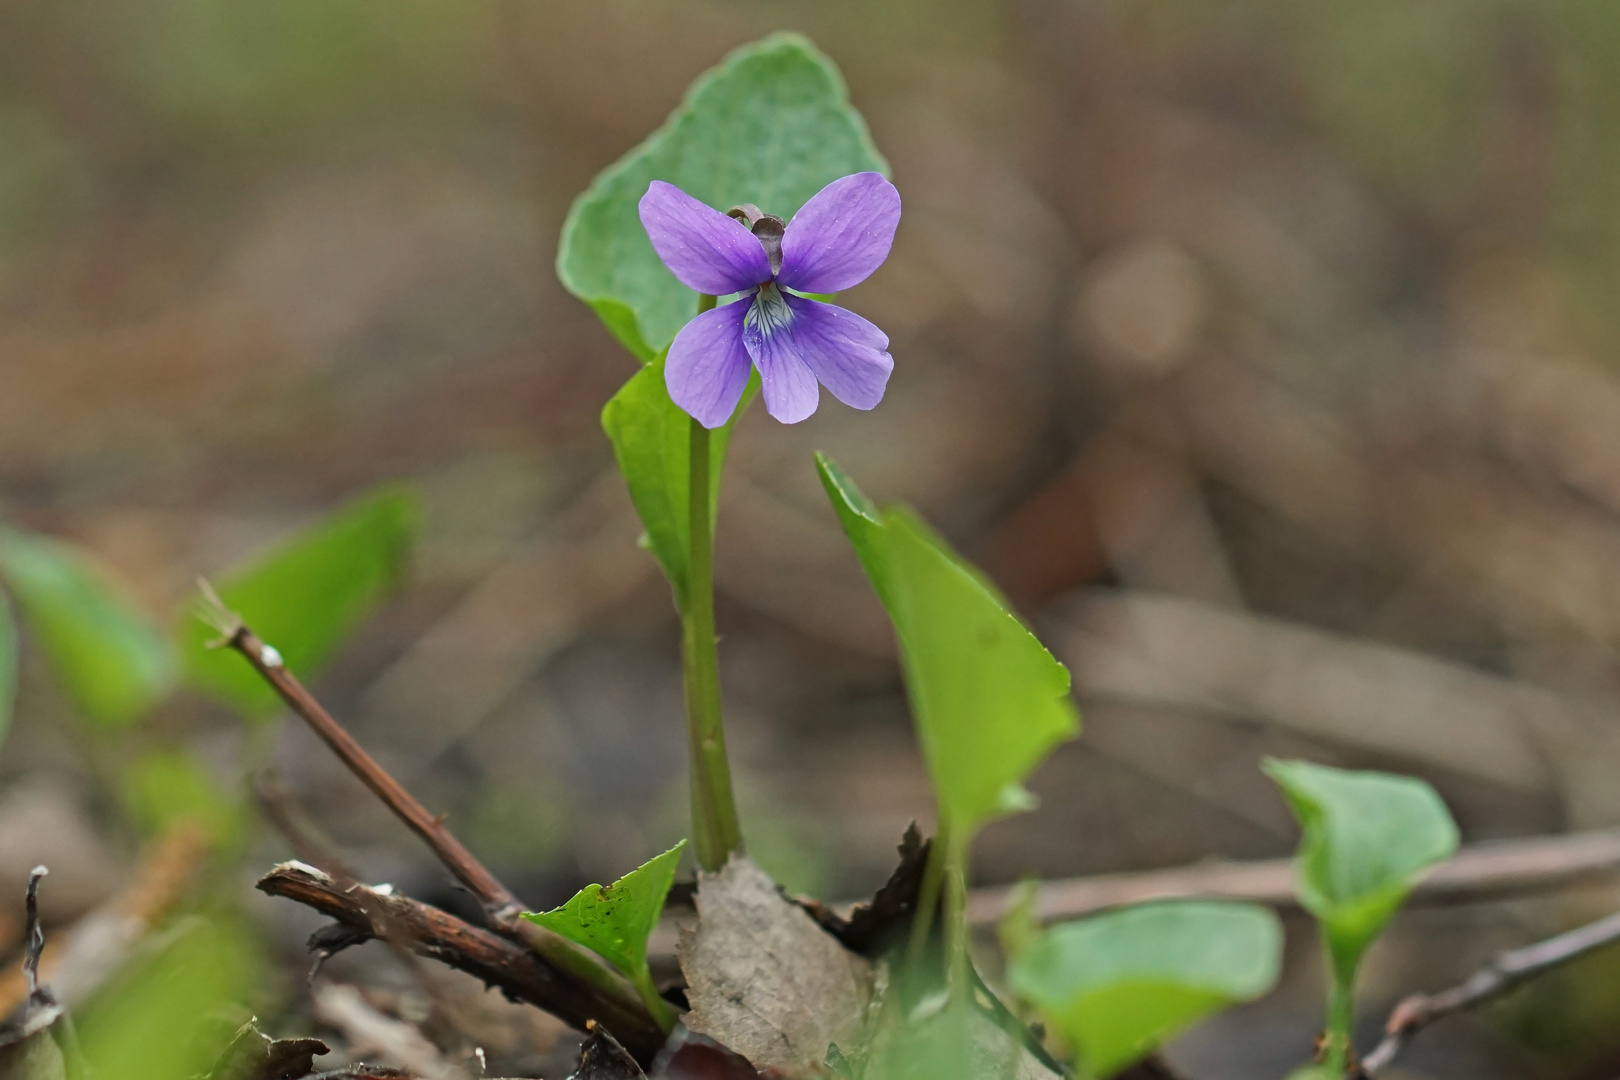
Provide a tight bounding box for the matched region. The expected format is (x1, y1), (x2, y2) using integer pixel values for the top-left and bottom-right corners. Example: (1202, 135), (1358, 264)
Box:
(727, 203), (786, 278)
(745, 281), (793, 342)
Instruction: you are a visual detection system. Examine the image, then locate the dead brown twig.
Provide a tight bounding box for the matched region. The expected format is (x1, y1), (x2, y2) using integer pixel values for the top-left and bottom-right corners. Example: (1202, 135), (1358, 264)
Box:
(1360, 908), (1620, 1074)
(196, 586), (660, 1055)
(966, 826), (1620, 926)
(0, 824), (208, 1016)
(253, 774), (469, 1051)
(310, 980), (467, 1080)
(257, 862), (666, 1064)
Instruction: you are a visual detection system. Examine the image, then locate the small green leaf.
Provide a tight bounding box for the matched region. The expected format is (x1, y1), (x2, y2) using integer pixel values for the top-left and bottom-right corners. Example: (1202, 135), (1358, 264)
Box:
(996, 878), (1042, 963)
(76, 915), (261, 1080)
(524, 840), (685, 980)
(180, 484), (419, 718)
(602, 354), (753, 609)
(557, 33), (888, 359)
(0, 527), (174, 728)
(1263, 758), (1458, 980)
(122, 748), (240, 848)
(0, 594), (15, 749)
(524, 840), (685, 1026)
(1009, 901), (1283, 1079)
(817, 454), (1078, 841)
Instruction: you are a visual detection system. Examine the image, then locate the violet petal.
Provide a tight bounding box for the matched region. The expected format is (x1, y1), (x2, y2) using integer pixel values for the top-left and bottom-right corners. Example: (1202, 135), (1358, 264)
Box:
(780, 293), (893, 410)
(665, 296), (754, 429)
(742, 286), (819, 424)
(776, 172), (901, 294)
(639, 182), (772, 295)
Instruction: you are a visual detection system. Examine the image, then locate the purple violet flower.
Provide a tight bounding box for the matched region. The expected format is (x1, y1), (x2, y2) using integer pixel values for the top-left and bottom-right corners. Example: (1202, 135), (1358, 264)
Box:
(638, 172), (902, 427)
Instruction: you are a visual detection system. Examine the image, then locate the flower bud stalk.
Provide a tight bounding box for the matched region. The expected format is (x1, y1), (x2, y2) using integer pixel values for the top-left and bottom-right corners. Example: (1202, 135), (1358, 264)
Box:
(683, 292), (744, 872)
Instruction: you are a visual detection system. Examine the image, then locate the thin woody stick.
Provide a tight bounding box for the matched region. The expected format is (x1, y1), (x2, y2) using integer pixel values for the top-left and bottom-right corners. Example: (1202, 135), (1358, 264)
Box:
(965, 826), (1620, 926)
(196, 583), (660, 1040)
(259, 862), (667, 1063)
(1360, 908), (1620, 1074)
(253, 772), (464, 1043)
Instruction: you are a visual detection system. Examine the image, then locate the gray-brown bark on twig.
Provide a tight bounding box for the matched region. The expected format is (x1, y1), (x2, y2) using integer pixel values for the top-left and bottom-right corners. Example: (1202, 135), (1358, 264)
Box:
(1361, 907), (1620, 1074)
(197, 589), (660, 1051)
(967, 826), (1620, 926)
(257, 862), (667, 1064)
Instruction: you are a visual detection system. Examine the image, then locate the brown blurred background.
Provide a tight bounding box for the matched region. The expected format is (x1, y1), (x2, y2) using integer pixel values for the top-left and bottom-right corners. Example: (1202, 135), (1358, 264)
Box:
(6, 0), (1620, 1076)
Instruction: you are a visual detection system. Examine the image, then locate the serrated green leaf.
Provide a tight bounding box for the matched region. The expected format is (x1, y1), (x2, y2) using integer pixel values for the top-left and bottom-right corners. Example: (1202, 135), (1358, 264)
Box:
(602, 353), (754, 609)
(557, 32), (888, 359)
(524, 840), (685, 977)
(1263, 758), (1458, 980)
(523, 840), (685, 1022)
(816, 454), (1078, 840)
(179, 484), (419, 718)
(1009, 901), (1282, 1079)
(0, 527), (174, 728)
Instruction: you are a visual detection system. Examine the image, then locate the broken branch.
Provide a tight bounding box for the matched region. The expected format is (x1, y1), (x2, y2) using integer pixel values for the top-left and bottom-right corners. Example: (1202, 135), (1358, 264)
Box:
(1360, 908), (1620, 1074)
(257, 862), (667, 1065)
(199, 595), (660, 1044)
(966, 826), (1620, 926)
(214, 615), (512, 915)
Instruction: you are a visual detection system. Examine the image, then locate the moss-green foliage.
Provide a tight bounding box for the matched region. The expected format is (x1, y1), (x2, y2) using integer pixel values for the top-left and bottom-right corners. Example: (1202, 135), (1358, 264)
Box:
(76, 915), (262, 1080)
(179, 484), (419, 718)
(0, 527), (174, 729)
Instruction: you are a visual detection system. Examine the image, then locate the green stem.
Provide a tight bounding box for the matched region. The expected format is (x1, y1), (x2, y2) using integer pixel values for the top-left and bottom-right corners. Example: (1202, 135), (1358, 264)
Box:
(906, 823), (950, 969)
(1323, 958), (1355, 1077)
(631, 965), (678, 1032)
(943, 838), (970, 999)
(684, 292), (742, 873)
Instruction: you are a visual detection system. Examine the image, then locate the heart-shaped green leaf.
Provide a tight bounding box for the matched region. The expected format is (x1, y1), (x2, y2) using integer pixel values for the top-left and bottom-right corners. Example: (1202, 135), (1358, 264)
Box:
(1009, 901), (1283, 1079)
(602, 353), (754, 610)
(179, 484), (419, 718)
(524, 840), (686, 1024)
(0, 527), (174, 728)
(1263, 758), (1458, 980)
(557, 32), (888, 361)
(816, 454), (1078, 840)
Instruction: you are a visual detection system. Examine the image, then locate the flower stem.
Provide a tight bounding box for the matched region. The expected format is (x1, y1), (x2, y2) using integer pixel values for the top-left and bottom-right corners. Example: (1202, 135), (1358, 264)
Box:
(631, 965), (678, 1032)
(906, 823), (950, 969)
(684, 292), (743, 873)
(1323, 957), (1356, 1077)
(943, 837), (970, 998)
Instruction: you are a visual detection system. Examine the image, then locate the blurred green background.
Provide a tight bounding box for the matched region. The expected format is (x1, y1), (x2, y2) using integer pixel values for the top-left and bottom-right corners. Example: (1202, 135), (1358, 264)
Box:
(7, 1), (1620, 1076)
